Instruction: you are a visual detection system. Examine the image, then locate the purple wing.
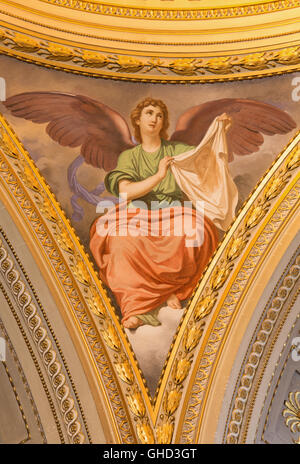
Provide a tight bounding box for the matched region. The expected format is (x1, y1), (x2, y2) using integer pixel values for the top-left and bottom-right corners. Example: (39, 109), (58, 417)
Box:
(171, 98), (296, 161)
(4, 92), (135, 171)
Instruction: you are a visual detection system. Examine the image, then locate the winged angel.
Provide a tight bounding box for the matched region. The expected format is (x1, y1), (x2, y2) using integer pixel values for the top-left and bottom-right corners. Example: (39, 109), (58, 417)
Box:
(5, 93), (296, 329)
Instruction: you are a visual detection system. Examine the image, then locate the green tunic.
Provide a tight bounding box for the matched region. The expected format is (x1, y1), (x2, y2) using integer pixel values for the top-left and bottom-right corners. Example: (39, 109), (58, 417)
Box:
(104, 139), (193, 207)
(104, 139), (193, 326)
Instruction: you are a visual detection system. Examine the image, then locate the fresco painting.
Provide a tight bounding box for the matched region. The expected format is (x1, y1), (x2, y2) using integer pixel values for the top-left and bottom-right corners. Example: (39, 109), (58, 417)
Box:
(0, 56), (299, 394)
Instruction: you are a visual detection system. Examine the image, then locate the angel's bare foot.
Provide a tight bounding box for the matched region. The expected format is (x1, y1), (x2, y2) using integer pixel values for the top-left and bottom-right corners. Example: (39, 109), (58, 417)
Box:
(167, 294), (182, 309)
(123, 316), (144, 329)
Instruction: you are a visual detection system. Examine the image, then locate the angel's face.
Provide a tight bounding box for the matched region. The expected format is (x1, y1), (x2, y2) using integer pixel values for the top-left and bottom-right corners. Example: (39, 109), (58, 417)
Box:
(136, 105), (164, 139)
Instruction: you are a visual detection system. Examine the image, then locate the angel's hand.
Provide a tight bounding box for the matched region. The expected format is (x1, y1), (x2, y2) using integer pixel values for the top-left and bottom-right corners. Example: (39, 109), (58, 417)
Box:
(217, 112), (231, 122)
(157, 156), (173, 181)
(217, 113), (232, 131)
(170, 99), (296, 161)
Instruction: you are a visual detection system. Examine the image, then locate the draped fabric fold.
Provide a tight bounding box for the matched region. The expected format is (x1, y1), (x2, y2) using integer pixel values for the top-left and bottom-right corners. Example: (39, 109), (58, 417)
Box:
(171, 118), (238, 230)
(90, 207), (218, 324)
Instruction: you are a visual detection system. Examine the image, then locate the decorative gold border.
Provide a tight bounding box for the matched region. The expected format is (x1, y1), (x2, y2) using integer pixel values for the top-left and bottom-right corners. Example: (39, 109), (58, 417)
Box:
(258, 299), (300, 443)
(260, 346), (294, 444)
(241, 270), (300, 442)
(283, 391), (300, 444)
(0, 227), (93, 443)
(225, 254), (300, 443)
(175, 150), (300, 443)
(0, 281), (66, 442)
(1, 360), (31, 443)
(0, 109), (299, 443)
(0, 319), (47, 442)
(0, 233), (88, 443)
(260, 333), (298, 443)
(39, 0), (300, 21)
(0, 22), (300, 82)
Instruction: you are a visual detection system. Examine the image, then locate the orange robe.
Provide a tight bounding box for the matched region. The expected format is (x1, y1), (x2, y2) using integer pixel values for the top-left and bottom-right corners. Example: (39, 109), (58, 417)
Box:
(90, 203), (218, 324)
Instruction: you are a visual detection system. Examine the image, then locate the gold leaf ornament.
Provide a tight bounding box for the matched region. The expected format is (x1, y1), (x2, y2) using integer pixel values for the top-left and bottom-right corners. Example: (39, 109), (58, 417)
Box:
(169, 59), (198, 76)
(286, 146), (300, 171)
(100, 322), (121, 352)
(172, 356), (193, 384)
(46, 44), (75, 61)
(206, 57), (233, 73)
(283, 391), (300, 433)
(136, 420), (155, 444)
(276, 47), (300, 64)
(0, 30), (7, 41)
(18, 160), (40, 192)
(69, 256), (91, 286)
(114, 360), (134, 385)
(36, 197), (58, 223)
(156, 420), (174, 444)
(211, 264), (232, 291)
(194, 294), (217, 322)
(86, 291), (106, 319)
(183, 324), (204, 353)
(116, 56), (144, 73)
(245, 201), (269, 229)
(0, 128), (18, 158)
(226, 234), (248, 261)
(12, 34), (40, 51)
(164, 389), (182, 416)
(264, 172), (288, 200)
(241, 52), (268, 70)
(80, 51), (109, 68)
(53, 226), (74, 254)
(126, 389), (146, 418)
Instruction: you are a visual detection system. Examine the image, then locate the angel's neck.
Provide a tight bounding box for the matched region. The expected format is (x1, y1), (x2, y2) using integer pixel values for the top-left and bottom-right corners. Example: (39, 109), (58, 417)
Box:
(140, 135), (162, 153)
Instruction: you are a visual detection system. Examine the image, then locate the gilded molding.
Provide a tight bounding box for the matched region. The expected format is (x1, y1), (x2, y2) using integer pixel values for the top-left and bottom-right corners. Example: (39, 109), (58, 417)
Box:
(242, 285), (300, 443)
(0, 232), (86, 444)
(257, 337), (299, 443)
(257, 304), (300, 443)
(0, 24), (300, 81)
(0, 319), (46, 442)
(1, 360), (31, 443)
(179, 182), (300, 443)
(225, 254), (300, 443)
(0, 111), (299, 443)
(283, 391), (300, 443)
(0, 227), (92, 443)
(175, 137), (300, 443)
(0, 11), (299, 45)
(39, 0), (300, 21)
(0, 281), (66, 442)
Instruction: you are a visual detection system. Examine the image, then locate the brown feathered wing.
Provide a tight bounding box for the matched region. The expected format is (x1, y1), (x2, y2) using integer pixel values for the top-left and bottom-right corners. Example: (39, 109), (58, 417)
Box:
(170, 98), (296, 161)
(4, 92), (135, 171)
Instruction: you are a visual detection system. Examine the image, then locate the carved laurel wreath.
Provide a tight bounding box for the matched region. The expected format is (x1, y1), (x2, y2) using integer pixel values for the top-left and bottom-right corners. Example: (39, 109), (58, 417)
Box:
(0, 25), (300, 82)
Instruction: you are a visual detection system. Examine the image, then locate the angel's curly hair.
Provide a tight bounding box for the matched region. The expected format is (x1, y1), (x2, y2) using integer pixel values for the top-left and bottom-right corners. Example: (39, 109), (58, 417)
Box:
(130, 97), (169, 143)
